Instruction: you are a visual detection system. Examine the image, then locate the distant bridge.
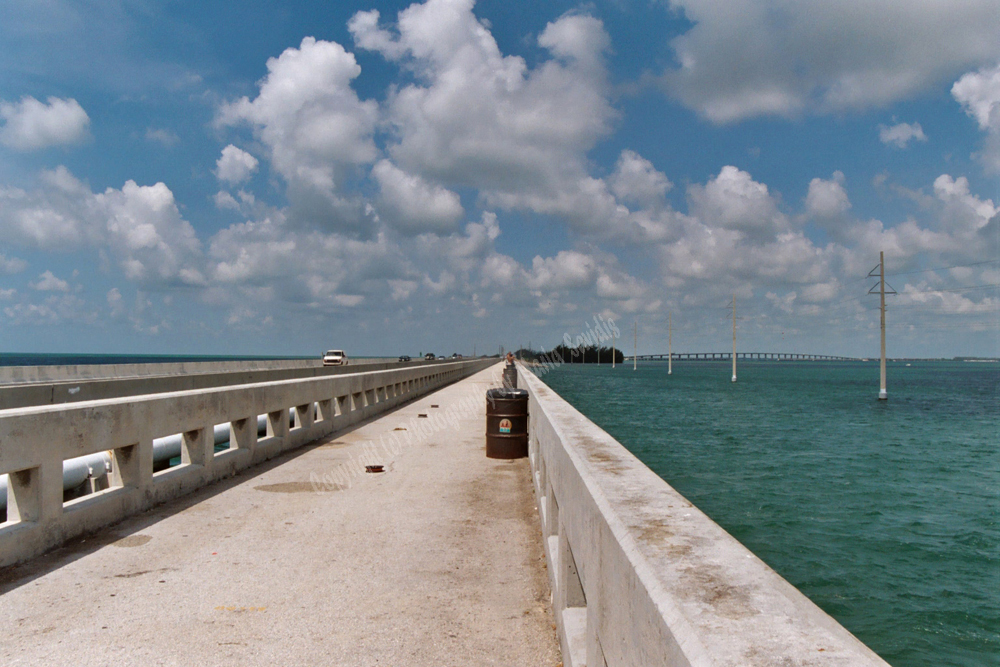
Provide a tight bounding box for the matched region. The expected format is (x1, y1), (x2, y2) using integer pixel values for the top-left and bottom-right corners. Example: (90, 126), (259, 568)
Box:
(625, 352), (859, 362)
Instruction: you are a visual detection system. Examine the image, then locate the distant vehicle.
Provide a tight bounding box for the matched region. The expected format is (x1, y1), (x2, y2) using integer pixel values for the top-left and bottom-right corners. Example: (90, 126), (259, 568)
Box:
(398, 355), (411, 362)
(450, 353), (463, 359)
(437, 355), (445, 360)
(322, 350), (348, 366)
(424, 353), (436, 361)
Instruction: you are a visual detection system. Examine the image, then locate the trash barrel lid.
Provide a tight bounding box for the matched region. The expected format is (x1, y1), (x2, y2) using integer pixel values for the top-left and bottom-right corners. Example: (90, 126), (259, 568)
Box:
(486, 388), (528, 399)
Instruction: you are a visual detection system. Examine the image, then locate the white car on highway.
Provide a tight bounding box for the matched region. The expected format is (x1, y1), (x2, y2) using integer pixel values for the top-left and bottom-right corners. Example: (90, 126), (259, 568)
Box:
(322, 350), (348, 366)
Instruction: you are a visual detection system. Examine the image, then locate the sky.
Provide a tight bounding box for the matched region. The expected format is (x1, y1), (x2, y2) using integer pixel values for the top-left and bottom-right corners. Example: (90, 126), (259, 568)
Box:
(0, 0), (998, 359)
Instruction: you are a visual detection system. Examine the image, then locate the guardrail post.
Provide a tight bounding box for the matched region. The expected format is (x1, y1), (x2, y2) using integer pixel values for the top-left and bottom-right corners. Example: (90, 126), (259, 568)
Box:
(112, 437), (153, 489)
(7, 465), (41, 522)
(547, 487), (559, 538)
(586, 612), (608, 667)
(558, 529), (586, 610)
(557, 523), (588, 667)
(317, 399), (334, 422)
(295, 403), (313, 430)
(38, 455), (64, 521)
(267, 409), (289, 440)
(181, 425), (213, 467)
(230, 417), (256, 453)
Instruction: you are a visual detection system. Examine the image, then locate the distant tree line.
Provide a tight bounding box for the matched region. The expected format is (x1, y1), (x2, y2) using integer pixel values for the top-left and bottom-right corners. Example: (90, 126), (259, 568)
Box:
(514, 345), (623, 364)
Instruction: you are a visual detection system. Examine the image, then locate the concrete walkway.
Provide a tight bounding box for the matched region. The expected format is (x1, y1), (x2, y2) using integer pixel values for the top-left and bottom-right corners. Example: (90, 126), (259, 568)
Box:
(0, 365), (560, 666)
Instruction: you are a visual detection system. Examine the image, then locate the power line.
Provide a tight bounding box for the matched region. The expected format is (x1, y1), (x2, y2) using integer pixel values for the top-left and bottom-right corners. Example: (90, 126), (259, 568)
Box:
(886, 259), (1000, 278)
(897, 283), (999, 295)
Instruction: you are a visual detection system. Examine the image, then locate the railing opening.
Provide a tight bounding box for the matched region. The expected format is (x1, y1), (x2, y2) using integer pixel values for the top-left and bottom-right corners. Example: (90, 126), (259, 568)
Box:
(1, 467), (38, 528)
(292, 403), (313, 431)
(62, 450), (116, 510)
(210, 421), (234, 457)
(153, 430), (186, 475)
(217, 417), (258, 456)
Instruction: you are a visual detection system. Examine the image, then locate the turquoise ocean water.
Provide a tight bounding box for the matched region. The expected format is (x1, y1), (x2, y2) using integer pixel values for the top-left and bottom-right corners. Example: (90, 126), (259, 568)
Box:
(535, 360), (998, 667)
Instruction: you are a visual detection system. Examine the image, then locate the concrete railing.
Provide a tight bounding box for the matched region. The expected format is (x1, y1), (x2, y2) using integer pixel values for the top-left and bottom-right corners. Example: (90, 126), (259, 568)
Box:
(0, 358), (464, 410)
(0, 357), (401, 385)
(517, 363), (890, 667)
(0, 359), (494, 567)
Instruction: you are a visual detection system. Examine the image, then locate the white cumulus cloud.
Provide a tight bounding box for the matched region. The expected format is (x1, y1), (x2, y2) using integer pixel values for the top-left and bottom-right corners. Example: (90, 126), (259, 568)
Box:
(952, 63), (1000, 129)
(371, 159), (464, 233)
(0, 96), (90, 150)
(952, 62), (1000, 172)
(806, 171), (851, 218)
(688, 165), (790, 240)
(217, 36), (379, 229)
(879, 122), (928, 148)
(145, 128), (179, 147)
(215, 145), (259, 184)
(351, 1), (618, 231)
(610, 150), (673, 207)
(0, 166), (205, 286)
(661, 0), (1000, 123)
(31, 270), (69, 292)
(527, 251), (598, 291)
(0, 253), (27, 274)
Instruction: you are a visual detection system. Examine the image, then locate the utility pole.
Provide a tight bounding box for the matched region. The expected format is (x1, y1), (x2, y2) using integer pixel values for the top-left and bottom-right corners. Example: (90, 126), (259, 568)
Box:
(868, 251), (895, 400)
(879, 254), (886, 400)
(731, 295), (737, 383)
(633, 320), (637, 371)
(668, 312), (673, 375)
(612, 330), (616, 369)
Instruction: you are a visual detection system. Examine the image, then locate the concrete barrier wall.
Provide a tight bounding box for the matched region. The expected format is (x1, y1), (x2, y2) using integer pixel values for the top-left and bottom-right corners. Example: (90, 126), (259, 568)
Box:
(0, 358), (474, 409)
(517, 363), (891, 667)
(0, 359), (494, 567)
(0, 357), (391, 385)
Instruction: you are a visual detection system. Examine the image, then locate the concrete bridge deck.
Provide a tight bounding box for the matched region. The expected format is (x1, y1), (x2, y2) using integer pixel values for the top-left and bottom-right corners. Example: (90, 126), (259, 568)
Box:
(0, 365), (560, 666)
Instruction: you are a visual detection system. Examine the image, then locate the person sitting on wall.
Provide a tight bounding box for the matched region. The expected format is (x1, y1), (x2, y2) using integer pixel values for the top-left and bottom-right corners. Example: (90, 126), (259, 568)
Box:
(506, 352), (515, 365)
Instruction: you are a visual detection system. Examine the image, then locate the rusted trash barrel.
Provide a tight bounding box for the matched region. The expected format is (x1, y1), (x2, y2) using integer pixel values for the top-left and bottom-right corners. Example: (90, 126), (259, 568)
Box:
(485, 388), (528, 459)
(502, 364), (517, 388)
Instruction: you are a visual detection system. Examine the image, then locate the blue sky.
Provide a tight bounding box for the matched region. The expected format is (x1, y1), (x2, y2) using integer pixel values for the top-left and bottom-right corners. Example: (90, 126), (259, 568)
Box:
(1, 0), (997, 358)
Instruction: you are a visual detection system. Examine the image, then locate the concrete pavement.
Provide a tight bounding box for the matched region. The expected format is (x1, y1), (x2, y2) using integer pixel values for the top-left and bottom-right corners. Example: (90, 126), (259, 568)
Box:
(0, 365), (560, 666)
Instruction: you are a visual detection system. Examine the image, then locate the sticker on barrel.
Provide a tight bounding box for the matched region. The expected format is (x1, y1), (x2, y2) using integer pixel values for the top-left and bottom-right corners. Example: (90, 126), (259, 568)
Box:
(499, 418), (512, 434)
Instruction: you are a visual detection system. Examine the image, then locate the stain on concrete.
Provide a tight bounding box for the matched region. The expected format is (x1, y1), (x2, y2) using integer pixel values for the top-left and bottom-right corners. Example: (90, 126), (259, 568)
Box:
(635, 518), (675, 546)
(112, 534), (152, 548)
(315, 442), (346, 449)
(680, 564), (757, 620)
(664, 543), (693, 558)
(254, 482), (331, 493)
(452, 455), (560, 660)
(582, 446), (628, 476)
